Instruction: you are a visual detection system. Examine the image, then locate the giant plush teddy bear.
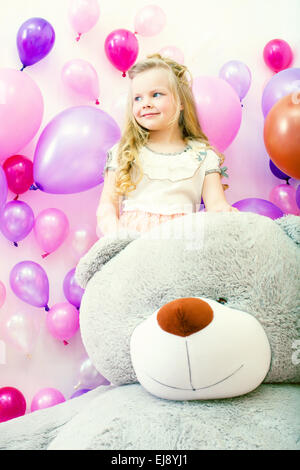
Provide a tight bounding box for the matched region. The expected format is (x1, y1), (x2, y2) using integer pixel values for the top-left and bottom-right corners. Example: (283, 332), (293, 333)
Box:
(1, 212), (299, 450)
(75, 211), (300, 391)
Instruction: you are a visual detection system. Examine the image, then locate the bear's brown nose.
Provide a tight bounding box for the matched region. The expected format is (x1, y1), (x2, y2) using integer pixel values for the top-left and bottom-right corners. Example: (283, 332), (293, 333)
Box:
(157, 298), (213, 337)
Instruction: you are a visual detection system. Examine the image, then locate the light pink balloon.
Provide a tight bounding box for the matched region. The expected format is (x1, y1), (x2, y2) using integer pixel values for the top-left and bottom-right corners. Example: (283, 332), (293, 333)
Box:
(46, 302), (80, 342)
(0, 281), (6, 309)
(192, 76), (242, 152)
(34, 208), (69, 257)
(0, 69), (43, 160)
(159, 46), (184, 64)
(69, 0), (100, 40)
(61, 59), (100, 104)
(134, 5), (166, 36)
(31, 387), (65, 412)
(269, 184), (299, 215)
(69, 225), (97, 262)
(3, 311), (39, 355)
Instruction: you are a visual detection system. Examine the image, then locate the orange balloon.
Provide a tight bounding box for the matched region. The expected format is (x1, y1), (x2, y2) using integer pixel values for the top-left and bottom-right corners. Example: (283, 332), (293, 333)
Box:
(264, 92), (300, 179)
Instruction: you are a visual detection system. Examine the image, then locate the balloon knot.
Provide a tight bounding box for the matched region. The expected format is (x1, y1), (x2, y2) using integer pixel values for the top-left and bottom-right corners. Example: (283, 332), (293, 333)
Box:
(41, 252), (50, 258)
(95, 99), (100, 105)
(13, 241), (18, 247)
(20, 65), (26, 71)
(63, 340), (69, 346)
(76, 33), (82, 42)
(134, 31), (138, 35)
(45, 305), (50, 312)
(122, 72), (126, 77)
(29, 184), (39, 191)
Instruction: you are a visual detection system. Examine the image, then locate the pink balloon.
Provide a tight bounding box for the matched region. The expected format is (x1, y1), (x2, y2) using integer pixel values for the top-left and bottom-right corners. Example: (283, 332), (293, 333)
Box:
(69, 224), (97, 262)
(269, 184), (299, 215)
(34, 208), (69, 257)
(134, 5), (166, 36)
(69, 0), (100, 41)
(61, 59), (100, 104)
(31, 387), (65, 412)
(263, 39), (293, 73)
(0, 69), (43, 160)
(105, 29), (139, 77)
(0, 387), (26, 422)
(192, 76), (242, 152)
(3, 311), (39, 355)
(159, 46), (184, 64)
(0, 280), (6, 309)
(46, 302), (80, 342)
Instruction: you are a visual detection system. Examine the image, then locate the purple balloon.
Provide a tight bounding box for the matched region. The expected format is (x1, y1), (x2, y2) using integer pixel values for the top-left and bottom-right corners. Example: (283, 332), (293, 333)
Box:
(296, 185), (300, 210)
(0, 166), (8, 209)
(10, 261), (49, 309)
(232, 198), (284, 220)
(219, 60), (252, 100)
(0, 200), (34, 245)
(63, 268), (85, 308)
(261, 67), (300, 118)
(17, 17), (55, 70)
(70, 389), (91, 399)
(269, 159), (290, 180)
(33, 106), (121, 194)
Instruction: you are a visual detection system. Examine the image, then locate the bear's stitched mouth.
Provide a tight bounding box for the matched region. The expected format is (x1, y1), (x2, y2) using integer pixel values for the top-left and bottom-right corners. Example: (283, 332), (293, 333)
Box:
(144, 364), (244, 391)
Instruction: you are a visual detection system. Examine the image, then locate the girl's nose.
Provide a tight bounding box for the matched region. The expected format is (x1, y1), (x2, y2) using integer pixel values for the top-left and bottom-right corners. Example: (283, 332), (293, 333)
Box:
(157, 298), (213, 337)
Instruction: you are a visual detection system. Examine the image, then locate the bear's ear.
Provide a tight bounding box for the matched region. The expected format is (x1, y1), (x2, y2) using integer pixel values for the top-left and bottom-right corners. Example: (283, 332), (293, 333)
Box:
(274, 214), (300, 246)
(75, 230), (140, 288)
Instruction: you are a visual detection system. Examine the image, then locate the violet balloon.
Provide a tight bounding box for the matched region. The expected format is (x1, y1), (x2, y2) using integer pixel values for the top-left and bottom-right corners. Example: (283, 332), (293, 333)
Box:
(46, 302), (80, 342)
(219, 60), (251, 101)
(261, 68), (300, 119)
(0, 387), (26, 422)
(232, 198), (284, 220)
(269, 184), (299, 215)
(10, 261), (49, 309)
(0, 201), (34, 245)
(34, 208), (69, 257)
(33, 106), (120, 194)
(31, 388), (65, 412)
(70, 388), (91, 399)
(17, 17), (55, 70)
(0, 69), (44, 160)
(0, 166), (8, 209)
(269, 159), (290, 181)
(105, 29), (139, 77)
(296, 185), (300, 210)
(63, 268), (84, 308)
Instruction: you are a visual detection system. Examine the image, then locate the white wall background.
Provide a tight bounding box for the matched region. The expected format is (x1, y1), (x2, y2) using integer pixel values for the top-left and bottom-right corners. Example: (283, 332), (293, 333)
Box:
(0, 0), (299, 410)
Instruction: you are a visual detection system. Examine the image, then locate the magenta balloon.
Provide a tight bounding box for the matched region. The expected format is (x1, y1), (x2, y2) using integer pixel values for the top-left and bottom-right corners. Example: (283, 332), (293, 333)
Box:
(33, 106), (120, 194)
(46, 302), (80, 341)
(0, 166), (8, 209)
(263, 39), (293, 73)
(31, 387), (65, 412)
(192, 76), (242, 152)
(105, 29), (139, 76)
(63, 268), (84, 308)
(232, 198), (284, 220)
(0, 69), (44, 160)
(261, 68), (300, 118)
(10, 261), (49, 309)
(0, 387), (26, 422)
(0, 201), (34, 244)
(219, 60), (252, 100)
(17, 17), (55, 69)
(269, 184), (299, 215)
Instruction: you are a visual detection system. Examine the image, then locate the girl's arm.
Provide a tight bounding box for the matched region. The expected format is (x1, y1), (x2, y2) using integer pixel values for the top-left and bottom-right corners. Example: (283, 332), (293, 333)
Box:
(96, 170), (122, 236)
(202, 173), (239, 212)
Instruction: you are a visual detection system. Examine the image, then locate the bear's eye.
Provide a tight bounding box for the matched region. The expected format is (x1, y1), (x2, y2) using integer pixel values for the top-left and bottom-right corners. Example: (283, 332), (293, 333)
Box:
(217, 297), (227, 304)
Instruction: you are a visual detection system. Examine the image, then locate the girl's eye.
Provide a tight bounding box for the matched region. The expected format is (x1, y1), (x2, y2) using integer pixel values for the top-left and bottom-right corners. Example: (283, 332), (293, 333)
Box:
(153, 92), (162, 97)
(134, 96), (142, 102)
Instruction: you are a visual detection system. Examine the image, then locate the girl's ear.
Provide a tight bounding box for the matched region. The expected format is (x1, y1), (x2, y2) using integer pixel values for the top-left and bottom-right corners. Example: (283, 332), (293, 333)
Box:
(75, 230), (140, 288)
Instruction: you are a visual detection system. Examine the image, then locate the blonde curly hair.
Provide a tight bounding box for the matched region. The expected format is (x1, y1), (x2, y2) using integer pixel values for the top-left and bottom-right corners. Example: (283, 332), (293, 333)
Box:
(114, 53), (227, 197)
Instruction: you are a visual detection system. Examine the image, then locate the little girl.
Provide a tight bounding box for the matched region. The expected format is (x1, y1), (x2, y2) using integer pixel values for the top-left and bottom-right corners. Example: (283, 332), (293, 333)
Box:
(97, 54), (238, 237)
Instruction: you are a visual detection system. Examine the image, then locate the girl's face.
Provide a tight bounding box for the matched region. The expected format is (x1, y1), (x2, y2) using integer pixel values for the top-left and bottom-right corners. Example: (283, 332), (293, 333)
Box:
(131, 68), (183, 132)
